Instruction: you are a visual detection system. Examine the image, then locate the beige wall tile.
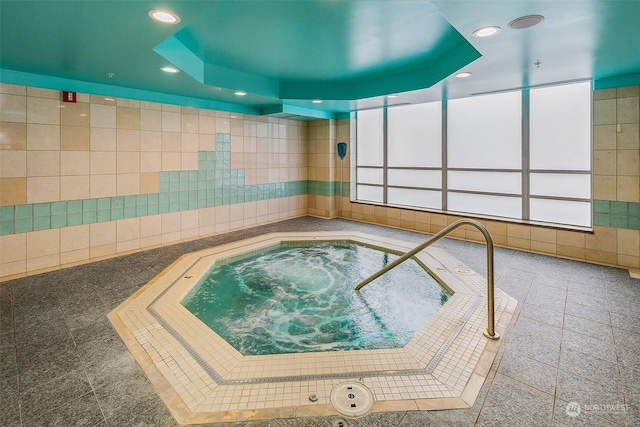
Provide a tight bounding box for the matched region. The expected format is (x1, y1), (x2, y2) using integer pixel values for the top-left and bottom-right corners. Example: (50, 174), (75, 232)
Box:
(0, 150), (26, 178)
(140, 172), (159, 194)
(60, 224), (90, 252)
(60, 102), (89, 127)
(60, 248), (90, 266)
(141, 130), (161, 152)
(593, 150), (616, 175)
(0, 260), (26, 277)
(617, 86), (639, 98)
(530, 227), (556, 244)
(617, 123), (639, 149)
(27, 254), (59, 272)
(616, 150), (639, 176)
(618, 254), (640, 269)
(90, 104), (116, 128)
(182, 152), (198, 170)
(27, 228), (60, 258)
(117, 106), (141, 130)
(585, 249), (618, 266)
(593, 124), (616, 150)
(90, 243), (116, 259)
(61, 151), (90, 175)
(617, 176), (640, 202)
(507, 223), (530, 240)
(617, 229), (640, 257)
(593, 99), (616, 125)
(0, 94), (27, 122)
(27, 87), (59, 99)
(140, 215), (161, 238)
(182, 113), (198, 133)
(0, 84), (26, 95)
(586, 226), (617, 253)
(90, 151), (116, 174)
(140, 152), (161, 173)
(593, 89), (616, 100)
(116, 173), (140, 196)
(26, 176), (60, 203)
(90, 128), (116, 151)
(27, 97), (60, 125)
(90, 221), (116, 246)
(181, 210), (198, 232)
(161, 132), (181, 152)
(593, 175), (617, 200)
(27, 123), (60, 150)
(116, 152), (140, 174)
(90, 174), (116, 198)
(0, 177), (26, 205)
(116, 217), (140, 242)
(557, 245), (585, 260)
(530, 240), (556, 255)
(181, 133), (199, 152)
(161, 212), (181, 234)
(60, 126), (90, 150)
(0, 233), (27, 263)
(141, 109), (162, 131)
(617, 97), (639, 124)
(198, 115), (216, 135)
(161, 152), (181, 170)
(0, 122), (27, 149)
(116, 129), (140, 151)
(162, 111), (181, 132)
(557, 230), (586, 248)
(61, 175), (90, 200)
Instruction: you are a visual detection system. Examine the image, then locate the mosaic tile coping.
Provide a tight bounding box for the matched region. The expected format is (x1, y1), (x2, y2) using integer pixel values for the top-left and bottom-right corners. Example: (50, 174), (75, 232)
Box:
(108, 231), (517, 425)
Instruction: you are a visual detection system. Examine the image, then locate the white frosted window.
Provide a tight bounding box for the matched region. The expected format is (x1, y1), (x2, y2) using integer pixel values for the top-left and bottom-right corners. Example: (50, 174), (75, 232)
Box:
(356, 109), (384, 166)
(530, 81), (591, 170)
(388, 169), (441, 188)
(448, 193), (521, 219)
(448, 171), (521, 195)
(530, 199), (591, 227)
(448, 91), (522, 169)
(530, 173), (591, 199)
(357, 168), (384, 185)
(357, 185), (383, 203)
(388, 188), (441, 209)
(387, 102), (441, 167)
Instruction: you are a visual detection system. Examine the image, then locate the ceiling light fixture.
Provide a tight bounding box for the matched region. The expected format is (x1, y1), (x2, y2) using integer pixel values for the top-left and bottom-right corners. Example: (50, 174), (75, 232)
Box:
(312, 100), (323, 104)
(161, 66), (179, 73)
(234, 91), (247, 96)
(509, 15), (544, 30)
(387, 94), (399, 99)
(472, 26), (501, 38)
(455, 72), (472, 78)
(148, 10), (180, 24)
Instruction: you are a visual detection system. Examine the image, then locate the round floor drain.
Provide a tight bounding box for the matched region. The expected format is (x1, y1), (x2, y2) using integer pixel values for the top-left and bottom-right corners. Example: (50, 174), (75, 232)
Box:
(454, 267), (474, 275)
(330, 382), (374, 417)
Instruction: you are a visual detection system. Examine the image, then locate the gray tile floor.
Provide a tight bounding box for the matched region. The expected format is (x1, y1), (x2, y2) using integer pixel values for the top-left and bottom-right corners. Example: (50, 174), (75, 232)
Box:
(1, 217), (639, 426)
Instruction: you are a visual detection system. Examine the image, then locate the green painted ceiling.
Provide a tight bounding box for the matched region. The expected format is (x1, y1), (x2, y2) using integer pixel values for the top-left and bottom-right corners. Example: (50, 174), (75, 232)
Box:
(1, 1), (639, 118)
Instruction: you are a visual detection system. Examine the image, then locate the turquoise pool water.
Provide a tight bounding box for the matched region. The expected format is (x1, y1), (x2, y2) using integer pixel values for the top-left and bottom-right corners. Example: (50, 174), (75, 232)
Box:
(181, 241), (451, 355)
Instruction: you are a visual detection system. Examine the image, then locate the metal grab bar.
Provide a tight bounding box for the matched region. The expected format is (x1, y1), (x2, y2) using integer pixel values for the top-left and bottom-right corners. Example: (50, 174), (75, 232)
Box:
(355, 219), (500, 340)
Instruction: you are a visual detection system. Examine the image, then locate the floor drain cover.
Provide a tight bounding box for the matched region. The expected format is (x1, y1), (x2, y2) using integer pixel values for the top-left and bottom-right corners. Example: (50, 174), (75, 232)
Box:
(330, 382), (374, 417)
(454, 267), (474, 275)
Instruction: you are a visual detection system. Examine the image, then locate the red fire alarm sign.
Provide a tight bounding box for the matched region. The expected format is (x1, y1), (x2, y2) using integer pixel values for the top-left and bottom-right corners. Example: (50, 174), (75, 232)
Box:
(62, 91), (77, 103)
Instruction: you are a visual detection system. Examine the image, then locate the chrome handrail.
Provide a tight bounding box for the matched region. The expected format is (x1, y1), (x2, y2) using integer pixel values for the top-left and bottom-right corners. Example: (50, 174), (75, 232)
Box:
(355, 219), (500, 340)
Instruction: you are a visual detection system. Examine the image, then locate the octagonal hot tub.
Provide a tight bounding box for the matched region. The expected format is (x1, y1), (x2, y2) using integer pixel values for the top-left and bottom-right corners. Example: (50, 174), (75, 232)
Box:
(109, 231), (517, 425)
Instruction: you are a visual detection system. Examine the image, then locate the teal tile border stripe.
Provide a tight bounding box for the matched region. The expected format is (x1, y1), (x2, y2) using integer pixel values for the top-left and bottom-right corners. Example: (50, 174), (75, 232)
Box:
(0, 133), (350, 236)
(593, 200), (640, 230)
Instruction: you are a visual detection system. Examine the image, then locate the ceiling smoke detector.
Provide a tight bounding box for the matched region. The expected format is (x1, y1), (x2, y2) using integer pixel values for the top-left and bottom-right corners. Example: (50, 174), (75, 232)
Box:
(509, 15), (545, 30)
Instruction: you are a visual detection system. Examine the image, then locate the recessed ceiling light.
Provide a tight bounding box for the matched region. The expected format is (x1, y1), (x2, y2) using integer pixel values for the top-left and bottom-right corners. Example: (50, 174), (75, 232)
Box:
(312, 100), (323, 104)
(161, 66), (179, 73)
(234, 91), (247, 96)
(509, 15), (544, 30)
(387, 94), (399, 99)
(148, 10), (180, 24)
(473, 26), (501, 38)
(455, 72), (472, 78)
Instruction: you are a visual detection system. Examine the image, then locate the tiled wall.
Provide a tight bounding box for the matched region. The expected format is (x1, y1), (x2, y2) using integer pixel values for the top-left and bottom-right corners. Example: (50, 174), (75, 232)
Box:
(0, 84), (307, 280)
(329, 86), (640, 270)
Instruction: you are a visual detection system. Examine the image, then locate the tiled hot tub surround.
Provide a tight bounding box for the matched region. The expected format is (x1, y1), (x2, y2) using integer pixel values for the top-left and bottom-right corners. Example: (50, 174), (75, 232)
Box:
(108, 231), (517, 425)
